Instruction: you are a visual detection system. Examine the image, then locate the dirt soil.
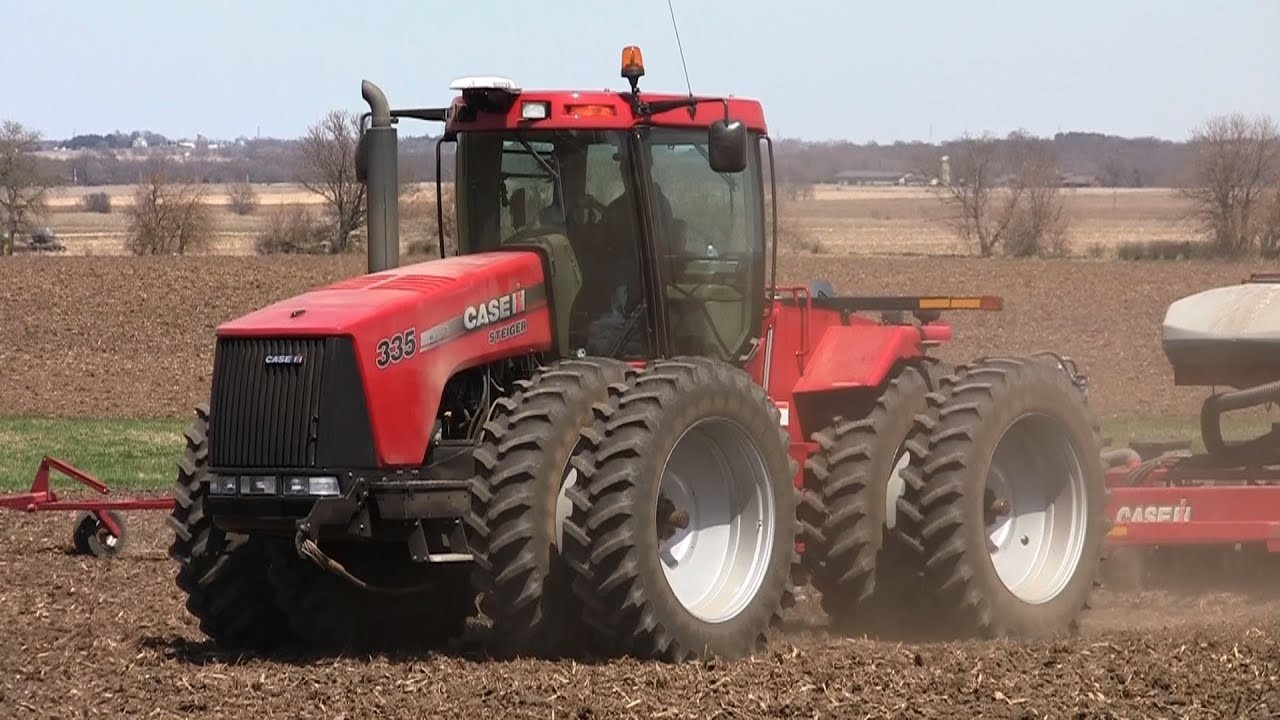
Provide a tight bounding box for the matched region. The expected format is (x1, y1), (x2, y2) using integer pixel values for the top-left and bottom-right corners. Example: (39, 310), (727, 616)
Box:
(0, 512), (1276, 719)
(0, 255), (1263, 421)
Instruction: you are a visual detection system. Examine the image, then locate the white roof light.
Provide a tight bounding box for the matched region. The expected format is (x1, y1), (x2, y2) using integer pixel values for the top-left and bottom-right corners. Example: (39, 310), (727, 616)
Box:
(449, 76), (520, 92)
(520, 101), (549, 120)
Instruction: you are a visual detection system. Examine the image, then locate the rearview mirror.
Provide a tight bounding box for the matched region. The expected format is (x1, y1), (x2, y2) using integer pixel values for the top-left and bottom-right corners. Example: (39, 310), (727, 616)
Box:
(708, 119), (747, 173)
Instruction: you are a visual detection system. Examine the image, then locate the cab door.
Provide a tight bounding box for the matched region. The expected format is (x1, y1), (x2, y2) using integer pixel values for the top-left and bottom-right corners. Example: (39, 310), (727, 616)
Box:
(640, 128), (766, 364)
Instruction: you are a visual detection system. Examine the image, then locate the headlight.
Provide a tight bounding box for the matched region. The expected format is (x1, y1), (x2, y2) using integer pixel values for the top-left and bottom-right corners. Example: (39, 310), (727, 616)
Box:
(282, 476), (340, 497)
(240, 475), (278, 495)
(208, 476), (239, 495)
(520, 101), (549, 120)
(308, 476), (340, 496)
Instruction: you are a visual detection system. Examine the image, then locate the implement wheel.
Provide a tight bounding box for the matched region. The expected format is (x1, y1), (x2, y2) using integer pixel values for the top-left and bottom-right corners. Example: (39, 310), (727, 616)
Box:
(564, 357), (797, 661)
(899, 357), (1106, 637)
(73, 511), (127, 558)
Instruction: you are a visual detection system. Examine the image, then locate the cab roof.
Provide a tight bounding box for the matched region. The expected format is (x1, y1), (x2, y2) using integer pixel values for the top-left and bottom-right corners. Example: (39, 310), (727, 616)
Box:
(444, 89), (768, 136)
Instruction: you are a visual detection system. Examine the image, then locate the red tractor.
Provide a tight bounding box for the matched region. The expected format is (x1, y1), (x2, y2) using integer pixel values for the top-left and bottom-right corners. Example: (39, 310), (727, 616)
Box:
(169, 48), (1108, 660)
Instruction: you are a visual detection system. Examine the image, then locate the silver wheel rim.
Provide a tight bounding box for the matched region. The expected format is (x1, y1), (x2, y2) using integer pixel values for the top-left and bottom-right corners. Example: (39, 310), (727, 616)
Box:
(658, 417), (775, 624)
(884, 447), (910, 530)
(985, 413), (1088, 605)
(554, 464), (577, 551)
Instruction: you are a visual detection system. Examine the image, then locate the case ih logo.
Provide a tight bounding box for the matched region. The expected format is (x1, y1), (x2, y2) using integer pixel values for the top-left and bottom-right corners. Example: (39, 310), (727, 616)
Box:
(463, 289), (527, 331)
(264, 354), (305, 366)
(1115, 500), (1191, 523)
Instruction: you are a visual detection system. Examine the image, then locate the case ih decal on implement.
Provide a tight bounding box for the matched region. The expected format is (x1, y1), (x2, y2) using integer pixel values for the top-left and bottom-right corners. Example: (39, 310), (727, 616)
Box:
(6, 47), (1118, 661)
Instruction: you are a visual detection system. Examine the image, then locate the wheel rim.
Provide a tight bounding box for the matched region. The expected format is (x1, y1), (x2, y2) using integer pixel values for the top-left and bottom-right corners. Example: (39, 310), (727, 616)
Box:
(555, 463), (577, 550)
(657, 417), (775, 624)
(884, 447), (910, 530)
(984, 413), (1088, 605)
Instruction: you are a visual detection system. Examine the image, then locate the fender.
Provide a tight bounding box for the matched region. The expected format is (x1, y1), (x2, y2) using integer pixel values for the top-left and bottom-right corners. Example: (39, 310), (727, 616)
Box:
(791, 324), (927, 396)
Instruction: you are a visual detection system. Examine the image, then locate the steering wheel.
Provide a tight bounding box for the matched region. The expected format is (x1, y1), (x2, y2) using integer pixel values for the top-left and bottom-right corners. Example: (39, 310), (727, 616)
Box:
(664, 252), (751, 359)
(569, 195), (606, 226)
(664, 253), (749, 301)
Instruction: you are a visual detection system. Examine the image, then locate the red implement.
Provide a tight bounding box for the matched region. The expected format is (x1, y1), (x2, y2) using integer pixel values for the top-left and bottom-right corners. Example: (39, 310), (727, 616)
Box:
(1105, 457), (1280, 553)
(0, 456), (173, 556)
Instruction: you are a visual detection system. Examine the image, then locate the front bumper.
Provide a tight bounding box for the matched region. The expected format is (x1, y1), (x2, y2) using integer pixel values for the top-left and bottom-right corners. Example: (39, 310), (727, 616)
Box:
(205, 447), (474, 562)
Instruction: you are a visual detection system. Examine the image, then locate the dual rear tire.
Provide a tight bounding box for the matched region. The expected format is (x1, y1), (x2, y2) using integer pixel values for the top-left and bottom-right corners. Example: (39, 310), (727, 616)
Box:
(810, 356), (1107, 639)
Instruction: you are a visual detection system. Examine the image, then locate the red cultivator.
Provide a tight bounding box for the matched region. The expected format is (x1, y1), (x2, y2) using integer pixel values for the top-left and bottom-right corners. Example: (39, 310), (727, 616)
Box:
(1102, 273), (1280, 589)
(0, 456), (173, 557)
(1107, 454), (1280, 553)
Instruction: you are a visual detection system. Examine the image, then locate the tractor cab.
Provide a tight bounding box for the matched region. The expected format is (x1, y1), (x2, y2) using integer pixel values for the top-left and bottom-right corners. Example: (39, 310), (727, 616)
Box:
(362, 48), (771, 365)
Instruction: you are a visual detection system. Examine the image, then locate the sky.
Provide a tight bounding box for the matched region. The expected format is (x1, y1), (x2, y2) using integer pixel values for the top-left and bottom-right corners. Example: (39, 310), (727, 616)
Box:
(2, 0), (1277, 143)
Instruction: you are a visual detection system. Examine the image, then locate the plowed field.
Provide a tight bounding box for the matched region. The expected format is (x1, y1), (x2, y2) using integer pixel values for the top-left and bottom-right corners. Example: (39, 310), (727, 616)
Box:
(4, 255), (1280, 716)
(0, 255), (1261, 421)
(1, 513), (1277, 719)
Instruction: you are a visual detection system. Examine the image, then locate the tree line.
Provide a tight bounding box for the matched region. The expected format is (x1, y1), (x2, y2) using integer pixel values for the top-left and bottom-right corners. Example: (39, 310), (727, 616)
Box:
(27, 127), (1208, 190)
(1, 113), (1277, 259)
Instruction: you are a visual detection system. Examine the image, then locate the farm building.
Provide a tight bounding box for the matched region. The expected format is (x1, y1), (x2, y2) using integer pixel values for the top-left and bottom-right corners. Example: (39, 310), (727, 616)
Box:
(1059, 172), (1100, 188)
(832, 170), (932, 186)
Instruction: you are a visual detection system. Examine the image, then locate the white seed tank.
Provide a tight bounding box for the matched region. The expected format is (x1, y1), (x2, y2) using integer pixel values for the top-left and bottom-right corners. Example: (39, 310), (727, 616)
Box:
(1162, 276), (1280, 386)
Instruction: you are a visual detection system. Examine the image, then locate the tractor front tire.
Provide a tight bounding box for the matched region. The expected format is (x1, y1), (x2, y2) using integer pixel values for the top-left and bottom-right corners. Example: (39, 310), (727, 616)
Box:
(168, 404), (290, 651)
(901, 357), (1106, 637)
(464, 358), (629, 658)
(564, 358), (797, 661)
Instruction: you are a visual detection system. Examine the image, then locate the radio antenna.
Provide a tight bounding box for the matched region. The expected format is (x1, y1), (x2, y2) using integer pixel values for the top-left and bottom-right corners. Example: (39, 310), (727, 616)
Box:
(667, 0), (695, 108)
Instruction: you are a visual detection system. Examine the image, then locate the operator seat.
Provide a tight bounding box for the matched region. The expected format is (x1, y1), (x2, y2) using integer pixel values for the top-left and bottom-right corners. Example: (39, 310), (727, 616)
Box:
(504, 187), (582, 353)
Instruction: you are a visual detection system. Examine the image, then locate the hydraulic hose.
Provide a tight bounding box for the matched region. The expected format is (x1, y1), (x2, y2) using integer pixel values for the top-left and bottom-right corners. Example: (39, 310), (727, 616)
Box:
(1200, 378), (1280, 467)
(1101, 447), (1141, 469)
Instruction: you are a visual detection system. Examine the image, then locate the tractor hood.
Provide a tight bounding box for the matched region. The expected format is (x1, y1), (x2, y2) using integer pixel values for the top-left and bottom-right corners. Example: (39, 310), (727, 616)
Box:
(217, 251), (548, 340)
(212, 250), (554, 467)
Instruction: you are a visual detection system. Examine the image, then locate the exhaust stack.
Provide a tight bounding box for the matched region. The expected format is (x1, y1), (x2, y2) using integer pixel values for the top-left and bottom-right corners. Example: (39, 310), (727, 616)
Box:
(359, 80), (399, 273)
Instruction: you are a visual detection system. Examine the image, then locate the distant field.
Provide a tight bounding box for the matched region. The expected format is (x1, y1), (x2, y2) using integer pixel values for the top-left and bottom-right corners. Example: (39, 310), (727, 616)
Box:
(794, 185), (1194, 255)
(38, 183), (1194, 257)
(42, 182), (441, 256)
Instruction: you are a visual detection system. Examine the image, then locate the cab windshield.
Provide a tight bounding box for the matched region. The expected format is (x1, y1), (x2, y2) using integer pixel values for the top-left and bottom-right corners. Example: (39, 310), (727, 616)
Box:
(454, 126), (764, 364)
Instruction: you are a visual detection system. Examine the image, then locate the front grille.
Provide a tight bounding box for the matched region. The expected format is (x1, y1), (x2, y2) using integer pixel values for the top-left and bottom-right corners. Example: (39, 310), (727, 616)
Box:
(209, 336), (377, 470)
(210, 338), (326, 468)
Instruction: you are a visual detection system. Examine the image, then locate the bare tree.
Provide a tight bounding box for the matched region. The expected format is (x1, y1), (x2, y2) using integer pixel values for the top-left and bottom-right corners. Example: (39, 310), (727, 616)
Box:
(299, 110), (365, 253)
(936, 131), (1069, 257)
(1181, 113), (1280, 256)
(403, 185), (458, 257)
(936, 133), (1021, 257)
(1003, 132), (1070, 257)
(226, 178), (260, 216)
(125, 165), (213, 255)
(0, 121), (50, 256)
(1261, 187), (1280, 257)
(255, 205), (327, 255)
